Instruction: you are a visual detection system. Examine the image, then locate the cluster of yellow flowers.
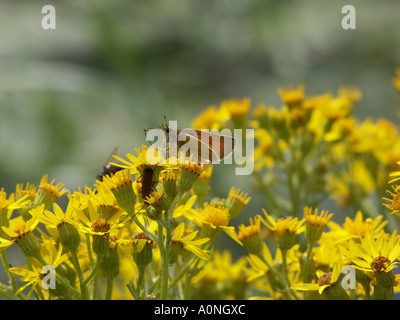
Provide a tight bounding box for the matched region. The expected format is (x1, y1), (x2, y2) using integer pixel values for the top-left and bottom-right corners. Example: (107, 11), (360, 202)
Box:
(0, 146), (251, 300)
(1, 69), (400, 300)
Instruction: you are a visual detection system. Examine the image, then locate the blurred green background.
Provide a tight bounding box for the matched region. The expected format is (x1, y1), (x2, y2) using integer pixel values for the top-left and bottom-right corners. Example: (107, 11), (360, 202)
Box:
(1, 0), (400, 255)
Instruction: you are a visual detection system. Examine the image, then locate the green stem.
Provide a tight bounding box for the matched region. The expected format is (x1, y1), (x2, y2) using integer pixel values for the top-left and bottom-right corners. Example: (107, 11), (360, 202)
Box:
(287, 164), (300, 217)
(70, 249), (89, 300)
(105, 277), (113, 300)
(85, 234), (94, 266)
(159, 191), (182, 300)
(83, 254), (103, 287)
(303, 240), (315, 284)
(137, 265), (146, 298)
(1, 250), (26, 299)
(0, 283), (15, 300)
(259, 255), (291, 300)
(281, 249), (300, 300)
(168, 257), (196, 290)
(160, 227), (170, 300)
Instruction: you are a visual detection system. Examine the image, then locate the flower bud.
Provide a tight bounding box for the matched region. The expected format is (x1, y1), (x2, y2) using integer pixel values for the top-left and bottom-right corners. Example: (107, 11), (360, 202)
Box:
(57, 221), (81, 253)
(92, 234), (110, 257)
(177, 162), (202, 194)
(100, 244), (120, 280)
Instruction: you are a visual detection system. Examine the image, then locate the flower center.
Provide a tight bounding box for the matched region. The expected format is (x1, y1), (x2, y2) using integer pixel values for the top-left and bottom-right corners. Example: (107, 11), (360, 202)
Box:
(318, 272), (332, 286)
(370, 256), (391, 272)
(91, 218), (110, 233)
(10, 222), (28, 240)
(132, 232), (150, 240)
(201, 204), (229, 227)
(392, 193), (400, 211)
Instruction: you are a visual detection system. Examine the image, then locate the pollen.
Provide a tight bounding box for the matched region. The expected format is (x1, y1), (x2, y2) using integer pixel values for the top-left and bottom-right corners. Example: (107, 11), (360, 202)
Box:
(318, 272), (332, 286)
(382, 185), (400, 214)
(91, 218), (111, 233)
(132, 232), (150, 240)
(370, 256), (391, 272)
(11, 222), (27, 239)
(392, 194), (400, 211)
(201, 203), (229, 227)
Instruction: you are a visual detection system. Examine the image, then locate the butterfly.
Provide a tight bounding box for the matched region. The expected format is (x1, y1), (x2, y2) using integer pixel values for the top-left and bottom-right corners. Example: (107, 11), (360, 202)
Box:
(143, 116), (237, 165)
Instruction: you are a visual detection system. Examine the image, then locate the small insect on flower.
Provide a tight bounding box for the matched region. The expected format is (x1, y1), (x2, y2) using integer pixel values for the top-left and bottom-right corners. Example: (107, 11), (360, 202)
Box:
(96, 147), (123, 182)
(138, 166), (157, 206)
(143, 116), (237, 165)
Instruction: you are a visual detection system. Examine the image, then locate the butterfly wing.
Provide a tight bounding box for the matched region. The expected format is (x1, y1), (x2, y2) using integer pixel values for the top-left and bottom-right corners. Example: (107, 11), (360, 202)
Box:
(177, 129), (236, 164)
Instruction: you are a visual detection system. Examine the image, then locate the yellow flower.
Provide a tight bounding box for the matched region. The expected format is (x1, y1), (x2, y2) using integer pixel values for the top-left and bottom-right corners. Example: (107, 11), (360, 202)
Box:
(337, 86), (362, 103)
(222, 98), (251, 130)
(191, 105), (230, 130)
(75, 199), (127, 237)
(194, 203), (241, 245)
(344, 232), (400, 274)
(389, 161), (400, 185)
(192, 250), (248, 299)
(0, 188), (30, 214)
(176, 160), (204, 194)
(111, 145), (175, 193)
(261, 210), (304, 251)
(253, 128), (275, 171)
(170, 222), (210, 261)
(291, 260), (347, 296)
(100, 169), (137, 216)
(0, 212), (41, 259)
(14, 183), (38, 221)
(323, 96), (352, 120)
(327, 210), (387, 243)
(37, 202), (81, 252)
(173, 194), (199, 219)
(145, 190), (170, 218)
(237, 216), (263, 255)
(262, 209), (304, 236)
(162, 169), (179, 200)
(223, 98), (251, 118)
(261, 209), (304, 251)
(131, 231), (158, 252)
(225, 186), (251, 218)
(382, 185), (400, 215)
(278, 84), (305, 106)
(346, 119), (400, 166)
(302, 93), (333, 111)
(37, 202), (78, 228)
(15, 183), (37, 202)
(33, 175), (67, 209)
(311, 238), (342, 270)
(9, 241), (71, 299)
(304, 206), (333, 244)
(0, 188), (31, 231)
(247, 243), (300, 297)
